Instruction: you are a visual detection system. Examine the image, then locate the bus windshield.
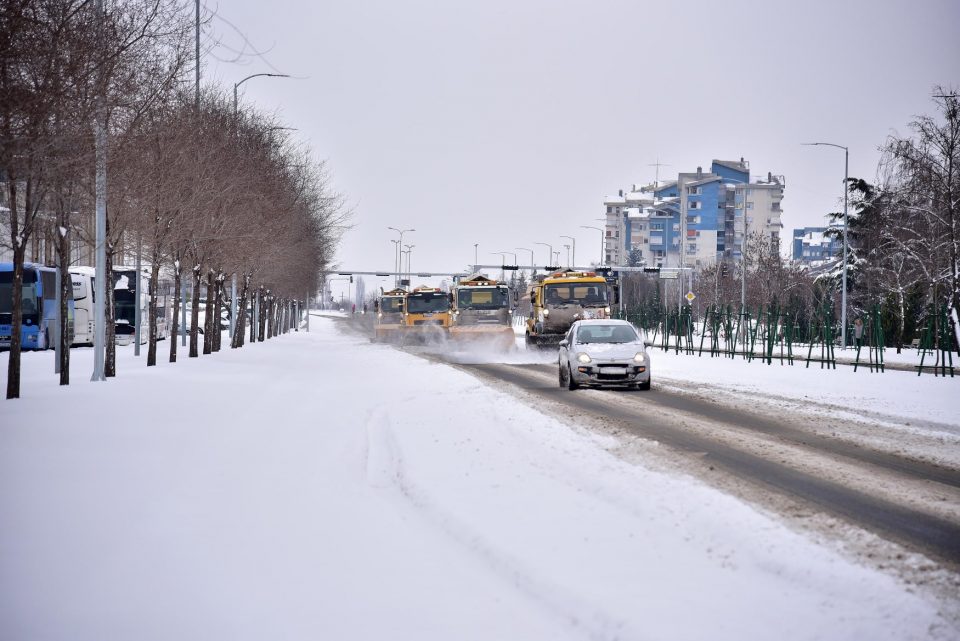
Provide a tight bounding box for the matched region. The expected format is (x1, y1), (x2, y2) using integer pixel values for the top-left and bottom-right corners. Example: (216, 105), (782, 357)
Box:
(407, 293), (449, 313)
(0, 270), (41, 323)
(544, 284), (607, 306)
(457, 287), (509, 310)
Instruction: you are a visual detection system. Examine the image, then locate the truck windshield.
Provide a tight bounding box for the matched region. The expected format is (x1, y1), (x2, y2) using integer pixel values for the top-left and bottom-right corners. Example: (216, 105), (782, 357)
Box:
(407, 294), (449, 313)
(381, 297), (403, 313)
(457, 288), (508, 310)
(545, 284), (607, 306)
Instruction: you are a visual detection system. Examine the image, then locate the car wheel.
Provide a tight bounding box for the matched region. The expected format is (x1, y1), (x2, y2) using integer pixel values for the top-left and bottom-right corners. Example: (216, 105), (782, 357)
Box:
(558, 360), (566, 388)
(567, 364), (579, 390)
(638, 379), (651, 391)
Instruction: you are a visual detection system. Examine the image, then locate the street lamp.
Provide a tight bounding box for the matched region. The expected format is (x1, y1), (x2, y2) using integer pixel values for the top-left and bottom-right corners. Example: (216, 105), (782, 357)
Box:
(534, 242), (553, 268)
(560, 235), (576, 267)
(233, 73), (291, 116)
(516, 247), (535, 277)
(404, 244), (414, 284)
(473, 243), (479, 271)
(803, 142), (849, 348)
(388, 227), (415, 287)
(581, 226), (604, 266)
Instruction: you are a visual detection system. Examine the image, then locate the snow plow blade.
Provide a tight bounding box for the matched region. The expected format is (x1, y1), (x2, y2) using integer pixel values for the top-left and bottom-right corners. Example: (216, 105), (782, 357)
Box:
(448, 326), (515, 351)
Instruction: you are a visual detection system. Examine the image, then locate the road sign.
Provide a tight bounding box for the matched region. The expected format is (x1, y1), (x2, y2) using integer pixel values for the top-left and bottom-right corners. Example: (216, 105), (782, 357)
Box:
(660, 269), (680, 280)
(685, 292), (696, 302)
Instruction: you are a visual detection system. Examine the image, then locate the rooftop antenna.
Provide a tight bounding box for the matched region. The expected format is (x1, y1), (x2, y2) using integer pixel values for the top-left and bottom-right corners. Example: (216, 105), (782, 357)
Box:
(648, 158), (671, 184)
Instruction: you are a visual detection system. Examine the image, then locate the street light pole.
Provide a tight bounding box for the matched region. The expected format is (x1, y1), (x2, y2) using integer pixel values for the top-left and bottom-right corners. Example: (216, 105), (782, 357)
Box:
(580, 226), (604, 266)
(233, 73), (292, 117)
(803, 142), (850, 349)
(516, 247), (534, 278)
(534, 242), (553, 268)
(560, 235), (576, 267)
(474, 243), (479, 272)
(388, 227), (414, 287)
(404, 244), (414, 283)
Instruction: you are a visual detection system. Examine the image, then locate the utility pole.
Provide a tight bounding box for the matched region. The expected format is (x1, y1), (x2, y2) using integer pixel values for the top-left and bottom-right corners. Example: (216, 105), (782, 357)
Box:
(91, 0), (107, 382)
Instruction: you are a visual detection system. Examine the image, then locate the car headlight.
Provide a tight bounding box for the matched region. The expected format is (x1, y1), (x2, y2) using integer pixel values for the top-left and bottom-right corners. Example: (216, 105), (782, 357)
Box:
(378, 312), (383, 318)
(577, 353), (591, 364)
(605, 306), (611, 314)
(543, 309), (550, 317)
(633, 352), (646, 363)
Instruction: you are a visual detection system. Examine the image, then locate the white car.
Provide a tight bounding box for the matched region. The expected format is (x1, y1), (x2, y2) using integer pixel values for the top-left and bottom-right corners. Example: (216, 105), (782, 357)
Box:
(558, 319), (652, 390)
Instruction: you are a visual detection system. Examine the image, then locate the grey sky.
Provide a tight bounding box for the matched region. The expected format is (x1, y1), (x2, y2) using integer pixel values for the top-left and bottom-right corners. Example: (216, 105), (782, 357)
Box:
(208, 0), (960, 296)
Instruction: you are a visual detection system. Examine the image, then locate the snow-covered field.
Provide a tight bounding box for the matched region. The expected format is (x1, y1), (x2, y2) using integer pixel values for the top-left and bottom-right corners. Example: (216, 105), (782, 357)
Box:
(1, 315), (958, 640)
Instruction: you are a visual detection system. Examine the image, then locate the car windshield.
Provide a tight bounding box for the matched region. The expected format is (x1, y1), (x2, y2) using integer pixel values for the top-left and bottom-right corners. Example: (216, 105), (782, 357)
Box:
(577, 324), (638, 344)
(545, 284), (607, 306)
(381, 297), (403, 313)
(457, 287), (509, 310)
(407, 293), (449, 313)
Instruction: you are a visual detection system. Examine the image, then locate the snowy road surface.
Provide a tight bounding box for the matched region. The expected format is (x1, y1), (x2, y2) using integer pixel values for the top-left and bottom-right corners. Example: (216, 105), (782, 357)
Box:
(1, 315), (958, 640)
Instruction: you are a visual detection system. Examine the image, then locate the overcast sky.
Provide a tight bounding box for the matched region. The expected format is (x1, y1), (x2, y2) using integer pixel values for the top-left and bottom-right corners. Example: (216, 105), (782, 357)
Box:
(206, 0), (959, 296)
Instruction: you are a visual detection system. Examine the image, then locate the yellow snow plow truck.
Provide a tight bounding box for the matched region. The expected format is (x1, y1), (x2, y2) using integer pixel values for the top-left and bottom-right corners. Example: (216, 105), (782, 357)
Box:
(403, 285), (452, 342)
(449, 275), (515, 350)
(525, 270), (613, 348)
(373, 288), (407, 342)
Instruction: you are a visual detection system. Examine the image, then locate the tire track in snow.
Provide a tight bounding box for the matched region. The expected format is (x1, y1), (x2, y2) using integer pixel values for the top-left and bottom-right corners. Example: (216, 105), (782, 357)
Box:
(362, 406), (634, 641)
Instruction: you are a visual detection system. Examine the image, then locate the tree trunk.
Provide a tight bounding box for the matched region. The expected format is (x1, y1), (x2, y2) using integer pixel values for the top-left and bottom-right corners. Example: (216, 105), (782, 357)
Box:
(213, 272), (224, 352)
(5, 247), (25, 400)
(203, 270), (214, 355)
(170, 259), (181, 363)
(231, 275), (249, 349)
(147, 258), (160, 366)
(249, 287), (257, 344)
(105, 248), (116, 377)
(56, 221), (71, 385)
(190, 265), (201, 358)
(258, 292), (267, 342)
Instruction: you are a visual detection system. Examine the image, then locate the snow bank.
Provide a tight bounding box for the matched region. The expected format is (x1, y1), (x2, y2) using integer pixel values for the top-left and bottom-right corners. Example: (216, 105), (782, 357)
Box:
(0, 318), (953, 640)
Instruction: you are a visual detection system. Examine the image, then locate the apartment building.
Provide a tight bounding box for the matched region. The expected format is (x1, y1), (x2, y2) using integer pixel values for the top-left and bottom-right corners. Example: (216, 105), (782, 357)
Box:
(601, 158), (784, 268)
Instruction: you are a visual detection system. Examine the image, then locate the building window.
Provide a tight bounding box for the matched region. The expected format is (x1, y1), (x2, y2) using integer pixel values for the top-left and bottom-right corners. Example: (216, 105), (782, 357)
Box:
(688, 200), (701, 209)
(687, 186), (702, 195)
(606, 206), (612, 213)
(746, 202), (754, 209)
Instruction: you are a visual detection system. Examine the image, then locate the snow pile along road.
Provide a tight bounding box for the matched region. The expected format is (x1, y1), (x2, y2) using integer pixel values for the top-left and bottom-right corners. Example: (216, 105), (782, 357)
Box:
(0, 316), (955, 640)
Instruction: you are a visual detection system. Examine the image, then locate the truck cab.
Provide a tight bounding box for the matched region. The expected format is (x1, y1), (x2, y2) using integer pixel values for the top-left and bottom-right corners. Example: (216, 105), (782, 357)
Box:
(525, 270), (613, 347)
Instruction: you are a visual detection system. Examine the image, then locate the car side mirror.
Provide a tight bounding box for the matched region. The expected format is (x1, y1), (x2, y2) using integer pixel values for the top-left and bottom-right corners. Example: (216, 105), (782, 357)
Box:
(643, 339), (653, 348)
(558, 339), (568, 347)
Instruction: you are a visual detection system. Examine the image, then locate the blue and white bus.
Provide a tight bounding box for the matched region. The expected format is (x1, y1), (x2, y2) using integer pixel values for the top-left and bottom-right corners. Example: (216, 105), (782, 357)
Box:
(0, 262), (74, 350)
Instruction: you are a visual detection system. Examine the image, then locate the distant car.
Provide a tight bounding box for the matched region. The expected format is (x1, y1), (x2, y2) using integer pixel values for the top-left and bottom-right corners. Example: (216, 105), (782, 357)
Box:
(558, 319), (652, 390)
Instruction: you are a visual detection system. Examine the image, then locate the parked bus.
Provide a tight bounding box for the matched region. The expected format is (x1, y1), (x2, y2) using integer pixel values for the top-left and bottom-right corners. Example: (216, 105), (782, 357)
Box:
(113, 267), (168, 345)
(69, 266), (96, 346)
(1, 262), (74, 350)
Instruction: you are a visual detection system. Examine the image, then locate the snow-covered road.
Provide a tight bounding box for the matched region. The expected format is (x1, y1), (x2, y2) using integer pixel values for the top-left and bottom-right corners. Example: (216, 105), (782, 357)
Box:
(1, 315), (957, 640)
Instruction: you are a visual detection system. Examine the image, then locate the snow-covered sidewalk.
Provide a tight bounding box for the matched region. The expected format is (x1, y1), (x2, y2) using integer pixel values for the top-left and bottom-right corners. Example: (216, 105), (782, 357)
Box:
(0, 316), (955, 640)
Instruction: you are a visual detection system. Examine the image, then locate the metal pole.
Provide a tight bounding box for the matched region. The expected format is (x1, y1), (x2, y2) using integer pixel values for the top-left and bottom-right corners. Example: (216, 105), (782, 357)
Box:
(841, 147), (849, 350)
(306, 290), (310, 332)
(91, 0), (107, 382)
(741, 184), (747, 311)
(561, 235), (575, 268)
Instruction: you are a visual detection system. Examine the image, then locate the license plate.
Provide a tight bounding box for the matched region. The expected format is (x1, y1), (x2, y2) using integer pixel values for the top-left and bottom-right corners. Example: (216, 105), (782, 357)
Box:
(599, 366), (627, 374)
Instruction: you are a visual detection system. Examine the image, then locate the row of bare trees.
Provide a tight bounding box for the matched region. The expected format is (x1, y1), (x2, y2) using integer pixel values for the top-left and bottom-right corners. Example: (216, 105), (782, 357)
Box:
(823, 89), (959, 351)
(2, 0), (346, 399)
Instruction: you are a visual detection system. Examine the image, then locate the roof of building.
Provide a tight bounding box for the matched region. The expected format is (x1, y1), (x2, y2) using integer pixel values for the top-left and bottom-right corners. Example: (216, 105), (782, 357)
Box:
(712, 159), (749, 172)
